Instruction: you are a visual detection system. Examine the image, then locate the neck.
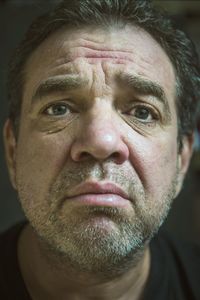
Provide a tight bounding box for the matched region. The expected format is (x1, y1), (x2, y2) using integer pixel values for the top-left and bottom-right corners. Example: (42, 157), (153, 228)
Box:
(18, 224), (150, 300)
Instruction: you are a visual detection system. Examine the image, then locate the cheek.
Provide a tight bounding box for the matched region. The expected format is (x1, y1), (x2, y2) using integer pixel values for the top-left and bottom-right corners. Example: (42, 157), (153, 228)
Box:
(126, 131), (178, 197)
(15, 131), (72, 204)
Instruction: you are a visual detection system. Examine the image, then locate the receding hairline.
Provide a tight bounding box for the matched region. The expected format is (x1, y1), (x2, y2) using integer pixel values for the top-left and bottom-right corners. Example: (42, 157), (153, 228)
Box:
(21, 23), (177, 116)
(9, 3), (197, 140)
(22, 21), (177, 90)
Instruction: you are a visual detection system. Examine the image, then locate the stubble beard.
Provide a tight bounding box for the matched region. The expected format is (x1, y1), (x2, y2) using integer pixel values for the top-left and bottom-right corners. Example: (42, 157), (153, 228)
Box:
(18, 161), (178, 279)
(33, 181), (177, 279)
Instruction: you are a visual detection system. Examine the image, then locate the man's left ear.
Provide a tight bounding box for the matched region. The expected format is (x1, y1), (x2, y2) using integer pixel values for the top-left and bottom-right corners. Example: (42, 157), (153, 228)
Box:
(176, 134), (194, 197)
(3, 119), (17, 190)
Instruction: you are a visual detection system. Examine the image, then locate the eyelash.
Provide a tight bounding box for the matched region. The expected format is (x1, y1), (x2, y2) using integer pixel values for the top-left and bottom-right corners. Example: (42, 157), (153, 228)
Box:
(123, 103), (160, 122)
(41, 101), (75, 117)
(40, 101), (160, 124)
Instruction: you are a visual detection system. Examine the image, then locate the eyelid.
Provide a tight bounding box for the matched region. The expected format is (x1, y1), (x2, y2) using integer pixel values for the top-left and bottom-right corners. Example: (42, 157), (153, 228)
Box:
(125, 102), (159, 115)
(39, 99), (76, 114)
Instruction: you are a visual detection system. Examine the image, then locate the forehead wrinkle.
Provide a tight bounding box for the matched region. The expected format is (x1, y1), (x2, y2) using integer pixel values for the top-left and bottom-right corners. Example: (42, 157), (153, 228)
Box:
(89, 62), (114, 99)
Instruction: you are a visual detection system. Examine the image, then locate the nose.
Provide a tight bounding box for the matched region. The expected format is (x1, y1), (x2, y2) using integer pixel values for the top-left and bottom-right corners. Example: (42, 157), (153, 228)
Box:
(70, 106), (129, 164)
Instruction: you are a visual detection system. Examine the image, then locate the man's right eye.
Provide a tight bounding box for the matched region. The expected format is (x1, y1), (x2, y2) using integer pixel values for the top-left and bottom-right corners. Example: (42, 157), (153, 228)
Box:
(43, 103), (71, 116)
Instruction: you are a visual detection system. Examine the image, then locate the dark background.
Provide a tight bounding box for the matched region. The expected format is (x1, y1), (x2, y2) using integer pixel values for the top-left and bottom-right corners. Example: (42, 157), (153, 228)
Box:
(1, 1), (200, 242)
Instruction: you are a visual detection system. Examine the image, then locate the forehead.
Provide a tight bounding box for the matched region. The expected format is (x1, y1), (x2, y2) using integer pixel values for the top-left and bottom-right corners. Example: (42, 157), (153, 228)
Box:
(24, 24), (176, 103)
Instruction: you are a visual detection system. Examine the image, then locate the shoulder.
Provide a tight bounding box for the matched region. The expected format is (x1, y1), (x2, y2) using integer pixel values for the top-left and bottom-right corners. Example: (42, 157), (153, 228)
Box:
(151, 230), (200, 262)
(0, 221), (27, 255)
(0, 221), (27, 270)
(149, 231), (200, 299)
(0, 222), (29, 298)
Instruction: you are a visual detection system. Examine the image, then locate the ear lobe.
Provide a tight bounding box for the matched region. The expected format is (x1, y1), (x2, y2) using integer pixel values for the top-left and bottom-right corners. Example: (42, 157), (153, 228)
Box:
(175, 134), (194, 197)
(3, 119), (17, 190)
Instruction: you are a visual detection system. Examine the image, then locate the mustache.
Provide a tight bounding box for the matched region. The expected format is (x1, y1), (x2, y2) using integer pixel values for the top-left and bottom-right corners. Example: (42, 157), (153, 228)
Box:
(49, 161), (134, 199)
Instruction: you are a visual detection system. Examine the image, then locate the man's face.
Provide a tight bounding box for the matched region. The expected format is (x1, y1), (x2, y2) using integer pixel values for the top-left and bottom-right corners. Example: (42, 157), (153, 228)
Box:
(4, 25), (192, 273)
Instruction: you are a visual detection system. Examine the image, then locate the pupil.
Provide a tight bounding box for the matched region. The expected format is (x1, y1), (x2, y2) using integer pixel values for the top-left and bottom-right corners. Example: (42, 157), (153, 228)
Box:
(53, 105), (66, 115)
(136, 108), (149, 119)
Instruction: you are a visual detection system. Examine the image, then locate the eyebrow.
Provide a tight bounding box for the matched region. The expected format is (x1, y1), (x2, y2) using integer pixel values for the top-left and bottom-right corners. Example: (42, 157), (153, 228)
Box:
(31, 71), (171, 121)
(31, 74), (88, 104)
(116, 72), (171, 117)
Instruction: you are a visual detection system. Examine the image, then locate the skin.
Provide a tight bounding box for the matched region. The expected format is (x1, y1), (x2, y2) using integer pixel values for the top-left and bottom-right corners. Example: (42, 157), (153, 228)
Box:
(3, 24), (193, 300)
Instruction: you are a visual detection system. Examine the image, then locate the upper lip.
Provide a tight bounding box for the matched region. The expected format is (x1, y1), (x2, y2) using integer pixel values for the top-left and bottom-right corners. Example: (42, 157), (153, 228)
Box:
(66, 182), (129, 200)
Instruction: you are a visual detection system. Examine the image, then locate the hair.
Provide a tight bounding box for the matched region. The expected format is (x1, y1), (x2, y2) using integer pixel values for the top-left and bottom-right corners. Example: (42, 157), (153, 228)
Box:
(7, 0), (200, 144)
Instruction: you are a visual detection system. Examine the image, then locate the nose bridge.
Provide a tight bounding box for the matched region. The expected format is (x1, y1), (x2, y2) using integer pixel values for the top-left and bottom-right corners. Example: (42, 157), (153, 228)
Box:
(81, 99), (120, 151)
(70, 99), (129, 163)
(87, 99), (116, 135)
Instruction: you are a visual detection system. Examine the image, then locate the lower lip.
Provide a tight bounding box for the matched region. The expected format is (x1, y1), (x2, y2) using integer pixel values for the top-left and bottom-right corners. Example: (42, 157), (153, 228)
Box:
(65, 194), (131, 208)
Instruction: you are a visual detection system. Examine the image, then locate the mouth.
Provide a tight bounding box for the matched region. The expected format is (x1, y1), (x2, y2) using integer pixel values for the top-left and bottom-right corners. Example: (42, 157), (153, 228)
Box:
(64, 182), (132, 209)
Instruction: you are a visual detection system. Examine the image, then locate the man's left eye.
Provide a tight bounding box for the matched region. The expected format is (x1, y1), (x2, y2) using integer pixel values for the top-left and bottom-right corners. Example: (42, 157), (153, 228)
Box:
(44, 103), (71, 116)
(128, 106), (158, 122)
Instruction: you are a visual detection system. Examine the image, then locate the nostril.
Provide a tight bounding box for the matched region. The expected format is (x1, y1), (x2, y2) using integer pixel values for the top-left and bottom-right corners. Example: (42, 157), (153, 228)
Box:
(79, 151), (91, 161)
(111, 152), (125, 164)
(71, 130), (129, 163)
(112, 152), (120, 159)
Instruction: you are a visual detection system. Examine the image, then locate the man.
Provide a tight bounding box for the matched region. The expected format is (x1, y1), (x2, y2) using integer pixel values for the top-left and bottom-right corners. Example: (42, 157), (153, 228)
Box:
(1, 0), (200, 299)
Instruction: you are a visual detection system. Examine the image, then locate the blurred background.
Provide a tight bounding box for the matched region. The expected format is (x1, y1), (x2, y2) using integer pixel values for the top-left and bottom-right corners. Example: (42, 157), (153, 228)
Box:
(0, 1), (200, 242)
